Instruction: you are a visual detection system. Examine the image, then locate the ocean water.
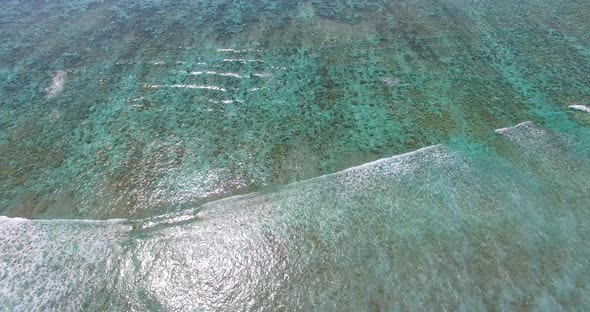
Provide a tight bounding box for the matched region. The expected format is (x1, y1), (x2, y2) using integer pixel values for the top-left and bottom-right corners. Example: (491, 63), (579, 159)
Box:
(0, 0), (589, 311)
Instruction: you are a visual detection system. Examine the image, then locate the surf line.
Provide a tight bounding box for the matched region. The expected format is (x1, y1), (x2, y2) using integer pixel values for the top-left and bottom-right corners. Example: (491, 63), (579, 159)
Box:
(143, 84), (227, 91)
(0, 145), (445, 226)
(569, 105), (590, 114)
(494, 121), (533, 134)
(289, 144), (445, 187)
(0, 215), (127, 224)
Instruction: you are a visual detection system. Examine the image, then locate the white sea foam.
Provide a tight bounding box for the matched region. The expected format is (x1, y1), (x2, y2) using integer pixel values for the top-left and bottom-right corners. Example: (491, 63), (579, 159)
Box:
(222, 58), (265, 63)
(198, 144), (451, 220)
(116, 60), (168, 65)
(184, 70), (245, 78)
(249, 87), (271, 92)
(144, 84), (227, 91)
(302, 144), (445, 185)
(44, 70), (66, 98)
(209, 99), (244, 104)
(493, 121), (565, 161)
(569, 104), (590, 114)
(252, 72), (273, 78)
(494, 121), (534, 134)
(494, 120), (549, 145)
(0, 215), (127, 224)
(217, 48), (246, 53)
(217, 48), (262, 53)
(0, 215), (130, 311)
(0, 215), (28, 223)
(494, 121), (549, 147)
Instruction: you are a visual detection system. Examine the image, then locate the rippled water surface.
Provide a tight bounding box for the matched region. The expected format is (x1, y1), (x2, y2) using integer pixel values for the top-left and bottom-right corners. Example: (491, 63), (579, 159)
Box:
(1, 0), (589, 311)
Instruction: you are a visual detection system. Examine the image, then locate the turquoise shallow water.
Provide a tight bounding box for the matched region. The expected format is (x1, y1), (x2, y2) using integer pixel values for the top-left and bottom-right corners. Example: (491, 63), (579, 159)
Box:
(1, 0), (590, 311)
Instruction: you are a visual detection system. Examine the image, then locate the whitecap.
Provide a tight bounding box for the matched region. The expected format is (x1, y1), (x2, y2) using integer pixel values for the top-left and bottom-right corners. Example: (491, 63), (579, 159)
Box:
(569, 104), (590, 114)
(494, 121), (534, 134)
(44, 70), (67, 98)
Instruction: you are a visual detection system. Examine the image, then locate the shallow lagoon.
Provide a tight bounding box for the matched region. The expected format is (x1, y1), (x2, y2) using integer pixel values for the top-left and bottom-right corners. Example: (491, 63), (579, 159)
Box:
(0, 0), (589, 310)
